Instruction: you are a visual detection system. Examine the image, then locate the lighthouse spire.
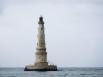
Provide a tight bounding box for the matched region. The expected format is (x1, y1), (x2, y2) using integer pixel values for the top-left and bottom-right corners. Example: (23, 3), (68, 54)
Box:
(38, 16), (44, 24)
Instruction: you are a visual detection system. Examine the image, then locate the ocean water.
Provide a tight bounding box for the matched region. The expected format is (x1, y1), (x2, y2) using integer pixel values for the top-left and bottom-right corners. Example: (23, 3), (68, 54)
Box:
(0, 67), (103, 77)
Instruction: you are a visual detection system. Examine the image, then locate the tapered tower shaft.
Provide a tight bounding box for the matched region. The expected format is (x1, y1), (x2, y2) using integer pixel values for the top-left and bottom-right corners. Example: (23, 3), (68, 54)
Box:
(37, 16), (46, 49)
(35, 16), (48, 67)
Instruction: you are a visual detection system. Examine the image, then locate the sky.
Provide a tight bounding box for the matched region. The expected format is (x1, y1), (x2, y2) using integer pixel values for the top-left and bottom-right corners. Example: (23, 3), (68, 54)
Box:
(0, 0), (103, 67)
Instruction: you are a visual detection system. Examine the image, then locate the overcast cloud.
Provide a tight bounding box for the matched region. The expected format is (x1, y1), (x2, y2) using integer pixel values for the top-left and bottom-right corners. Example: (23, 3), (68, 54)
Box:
(0, 0), (103, 67)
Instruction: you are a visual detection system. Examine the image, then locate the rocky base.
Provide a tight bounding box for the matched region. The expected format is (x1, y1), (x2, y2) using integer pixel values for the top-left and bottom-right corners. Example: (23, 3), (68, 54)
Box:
(24, 65), (57, 71)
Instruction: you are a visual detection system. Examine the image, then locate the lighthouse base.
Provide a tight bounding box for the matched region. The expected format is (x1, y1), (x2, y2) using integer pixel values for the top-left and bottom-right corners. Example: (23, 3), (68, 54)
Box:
(24, 65), (57, 71)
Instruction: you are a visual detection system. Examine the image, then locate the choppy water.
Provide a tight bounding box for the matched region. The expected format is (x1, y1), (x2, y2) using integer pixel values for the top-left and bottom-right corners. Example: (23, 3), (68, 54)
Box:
(0, 67), (103, 77)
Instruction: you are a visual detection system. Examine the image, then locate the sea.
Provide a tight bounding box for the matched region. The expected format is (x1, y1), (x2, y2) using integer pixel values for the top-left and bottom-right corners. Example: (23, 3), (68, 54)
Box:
(0, 67), (103, 77)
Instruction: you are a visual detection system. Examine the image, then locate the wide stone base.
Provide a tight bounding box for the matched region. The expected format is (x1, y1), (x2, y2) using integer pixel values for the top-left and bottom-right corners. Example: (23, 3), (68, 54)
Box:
(24, 65), (57, 71)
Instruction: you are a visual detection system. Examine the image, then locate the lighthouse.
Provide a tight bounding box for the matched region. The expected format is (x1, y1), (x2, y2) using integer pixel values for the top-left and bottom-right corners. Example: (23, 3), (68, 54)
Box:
(35, 16), (48, 68)
(24, 16), (57, 71)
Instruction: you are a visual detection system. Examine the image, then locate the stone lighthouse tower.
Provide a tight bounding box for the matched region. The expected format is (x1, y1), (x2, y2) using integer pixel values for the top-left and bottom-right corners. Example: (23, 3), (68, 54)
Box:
(24, 16), (57, 71)
(34, 16), (48, 67)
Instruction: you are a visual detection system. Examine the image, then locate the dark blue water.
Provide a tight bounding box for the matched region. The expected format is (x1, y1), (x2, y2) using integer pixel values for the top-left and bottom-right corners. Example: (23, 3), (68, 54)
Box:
(0, 67), (103, 77)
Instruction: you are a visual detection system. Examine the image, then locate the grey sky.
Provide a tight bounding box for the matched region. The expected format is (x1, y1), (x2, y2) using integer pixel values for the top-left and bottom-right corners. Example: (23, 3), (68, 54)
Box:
(0, 0), (103, 67)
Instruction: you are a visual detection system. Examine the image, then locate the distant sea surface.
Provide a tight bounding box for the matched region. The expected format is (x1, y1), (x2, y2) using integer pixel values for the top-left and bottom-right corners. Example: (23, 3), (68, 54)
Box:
(0, 67), (103, 77)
